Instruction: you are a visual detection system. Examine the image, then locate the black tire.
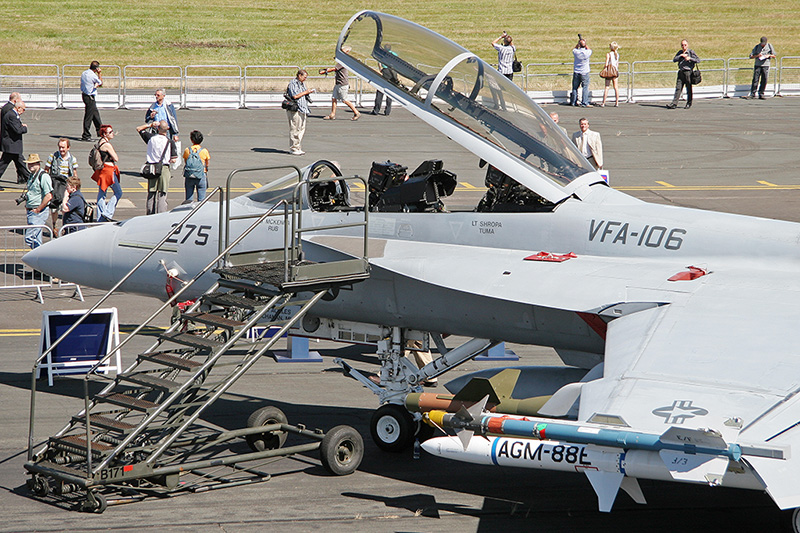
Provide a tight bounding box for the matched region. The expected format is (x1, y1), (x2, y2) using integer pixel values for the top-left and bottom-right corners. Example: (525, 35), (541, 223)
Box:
(320, 425), (363, 476)
(81, 492), (107, 514)
(245, 406), (288, 452)
(28, 475), (49, 497)
(370, 404), (415, 453)
(780, 508), (800, 533)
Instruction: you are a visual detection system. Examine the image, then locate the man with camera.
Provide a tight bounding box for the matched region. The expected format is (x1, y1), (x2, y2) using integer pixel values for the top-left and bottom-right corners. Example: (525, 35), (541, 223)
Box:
(570, 35), (592, 107)
(285, 69), (315, 156)
(80, 61), (103, 141)
(21, 154), (53, 249)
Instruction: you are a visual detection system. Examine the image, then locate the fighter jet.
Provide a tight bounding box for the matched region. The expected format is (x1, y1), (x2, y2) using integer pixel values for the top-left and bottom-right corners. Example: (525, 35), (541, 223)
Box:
(23, 11), (800, 526)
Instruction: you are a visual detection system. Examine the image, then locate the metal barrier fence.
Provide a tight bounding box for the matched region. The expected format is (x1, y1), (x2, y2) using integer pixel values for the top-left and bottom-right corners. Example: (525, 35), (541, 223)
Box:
(0, 225), (82, 304)
(3, 59), (800, 110)
(61, 64), (123, 109)
(778, 56), (800, 96)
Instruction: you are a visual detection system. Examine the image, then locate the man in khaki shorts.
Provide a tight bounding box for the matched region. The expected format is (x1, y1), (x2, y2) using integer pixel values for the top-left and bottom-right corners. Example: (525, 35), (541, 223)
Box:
(319, 46), (361, 121)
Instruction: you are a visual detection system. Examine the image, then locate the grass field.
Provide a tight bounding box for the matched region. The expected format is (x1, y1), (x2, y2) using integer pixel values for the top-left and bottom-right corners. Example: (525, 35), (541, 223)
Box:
(3, 1), (799, 69)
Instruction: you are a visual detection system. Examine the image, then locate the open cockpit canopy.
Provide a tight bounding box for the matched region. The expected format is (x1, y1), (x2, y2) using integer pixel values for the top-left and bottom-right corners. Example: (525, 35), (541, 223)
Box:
(336, 11), (602, 204)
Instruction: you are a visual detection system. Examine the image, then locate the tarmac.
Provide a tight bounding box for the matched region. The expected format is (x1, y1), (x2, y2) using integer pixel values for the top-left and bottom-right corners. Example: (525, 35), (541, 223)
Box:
(1, 96), (799, 532)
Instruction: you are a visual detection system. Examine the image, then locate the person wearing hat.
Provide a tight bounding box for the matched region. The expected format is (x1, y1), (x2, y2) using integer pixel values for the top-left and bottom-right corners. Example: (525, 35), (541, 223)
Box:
(23, 153), (53, 249)
(747, 37), (776, 99)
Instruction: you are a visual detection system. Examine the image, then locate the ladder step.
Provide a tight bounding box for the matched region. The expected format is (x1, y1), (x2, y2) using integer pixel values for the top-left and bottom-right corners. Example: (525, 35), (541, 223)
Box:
(203, 292), (262, 310)
(96, 393), (159, 412)
(119, 371), (182, 392)
(215, 262), (288, 285)
(160, 331), (225, 350)
(217, 278), (280, 297)
(51, 435), (114, 455)
(72, 414), (138, 432)
(139, 352), (203, 371)
(182, 311), (245, 330)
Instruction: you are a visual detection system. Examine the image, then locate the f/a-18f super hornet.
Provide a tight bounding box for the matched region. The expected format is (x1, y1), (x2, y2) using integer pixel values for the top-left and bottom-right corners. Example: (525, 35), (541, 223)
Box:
(23, 11), (800, 527)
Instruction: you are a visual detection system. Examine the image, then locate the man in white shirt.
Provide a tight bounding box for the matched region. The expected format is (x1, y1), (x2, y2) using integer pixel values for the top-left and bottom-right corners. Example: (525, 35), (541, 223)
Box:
(80, 61), (103, 141)
(571, 118), (603, 170)
(136, 120), (178, 214)
(570, 37), (592, 107)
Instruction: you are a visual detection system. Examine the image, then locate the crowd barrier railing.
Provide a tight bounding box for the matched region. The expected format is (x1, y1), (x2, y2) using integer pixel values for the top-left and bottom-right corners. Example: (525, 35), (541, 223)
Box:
(61, 64), (123, 109)
(3, 59), (800, 110)
(122, 65), (183, 109)
(778, 56), (800, 96)
(0, 225), (82, 304)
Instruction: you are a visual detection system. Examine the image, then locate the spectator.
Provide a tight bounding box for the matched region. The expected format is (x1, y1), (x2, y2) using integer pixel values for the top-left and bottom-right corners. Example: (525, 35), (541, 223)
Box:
(0, 100), (29, 184)
(23, 154), (52, 249)
(145, 89), (180, 141)
(572, 117), (603, 170)
(44, 138), (79, 235)
(747, 37), (776, 99)
(570, 36), (592, 107)
(601, 42), (621, 107)
(285, 69), (315, 156)
(370, 65), (397, 116)
(492, 31), (516, 80)
(0, 92), (21, 142)
(91, 125), (122, 222)
(61, 176), (86, 234)
(80, 61), (103, 141)
(549, 112), (569, 137)
(666, 39), (700, 109)
(137, 120), (178, 214)
(182, 130), (210, 202)
(320, 48), (361, 121)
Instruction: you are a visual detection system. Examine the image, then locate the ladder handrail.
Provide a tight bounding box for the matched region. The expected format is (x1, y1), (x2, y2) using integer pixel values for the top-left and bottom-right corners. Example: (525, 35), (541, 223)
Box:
(84, 199), (291, 473)
(27, 187), (225, 462)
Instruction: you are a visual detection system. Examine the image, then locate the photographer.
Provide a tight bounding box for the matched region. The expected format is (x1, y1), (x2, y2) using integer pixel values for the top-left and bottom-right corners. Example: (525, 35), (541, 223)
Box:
(22, 154), (53, 249)
(570, 35), (592, 107)
(492, 31), (516, 81)
(80, 61), (103, 141)
(285, 70), (316, 156)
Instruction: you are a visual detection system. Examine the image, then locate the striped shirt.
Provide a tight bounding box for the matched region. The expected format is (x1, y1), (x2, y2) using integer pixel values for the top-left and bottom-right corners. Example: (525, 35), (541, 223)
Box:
(45, 151), (78, 179)
(494, 43), (516, 75)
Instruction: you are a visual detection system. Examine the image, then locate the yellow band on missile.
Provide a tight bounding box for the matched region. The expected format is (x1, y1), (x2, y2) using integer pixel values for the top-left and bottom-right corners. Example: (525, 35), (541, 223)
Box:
(427, 410), (446, 427)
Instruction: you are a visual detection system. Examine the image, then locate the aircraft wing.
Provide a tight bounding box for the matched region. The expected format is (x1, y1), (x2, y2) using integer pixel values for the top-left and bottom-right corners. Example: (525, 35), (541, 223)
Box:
(577, 268), (800, 509)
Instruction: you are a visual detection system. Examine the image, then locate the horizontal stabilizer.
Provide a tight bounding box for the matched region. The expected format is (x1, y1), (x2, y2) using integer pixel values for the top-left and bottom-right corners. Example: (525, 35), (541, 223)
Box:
(659, 451), (729, 485)
(584, 470), (624, 512)
(538, 382), (583, 417)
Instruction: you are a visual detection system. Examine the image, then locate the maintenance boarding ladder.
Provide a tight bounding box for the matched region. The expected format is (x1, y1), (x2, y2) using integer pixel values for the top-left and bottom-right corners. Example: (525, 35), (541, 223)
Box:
(24, 169), (370, 512)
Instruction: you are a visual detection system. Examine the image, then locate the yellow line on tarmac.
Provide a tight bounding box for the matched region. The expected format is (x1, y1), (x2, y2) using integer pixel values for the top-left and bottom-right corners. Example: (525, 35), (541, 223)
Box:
(460, 182), (477, 189)
(617, 184), (800, 191)
(655, 181), (675, 187)
(758, 180), (777, 186)
(251, 182), (262, 188)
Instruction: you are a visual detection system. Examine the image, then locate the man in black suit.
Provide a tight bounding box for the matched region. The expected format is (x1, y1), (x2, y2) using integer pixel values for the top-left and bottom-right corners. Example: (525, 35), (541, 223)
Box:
(0, 92), (21, 142)
(0, 100), (29, 184)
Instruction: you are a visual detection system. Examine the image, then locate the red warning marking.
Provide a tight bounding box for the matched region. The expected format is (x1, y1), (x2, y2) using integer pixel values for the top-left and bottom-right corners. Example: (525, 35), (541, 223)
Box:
(668, 266), (708, 282)
(524, 252), (577, 262)
(123, 465), (133, 472)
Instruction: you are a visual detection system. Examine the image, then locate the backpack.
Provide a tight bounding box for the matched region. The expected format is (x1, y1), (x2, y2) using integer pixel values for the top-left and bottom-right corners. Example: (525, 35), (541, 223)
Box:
(183, 147), (206, 180)
(88, 141), (105, 171)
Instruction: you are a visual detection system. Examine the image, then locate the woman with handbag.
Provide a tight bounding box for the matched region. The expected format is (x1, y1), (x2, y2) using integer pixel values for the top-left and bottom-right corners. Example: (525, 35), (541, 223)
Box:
(91, 124), (122, 222)
(600, 42), (620, 107)
(492, 32), (516, 81)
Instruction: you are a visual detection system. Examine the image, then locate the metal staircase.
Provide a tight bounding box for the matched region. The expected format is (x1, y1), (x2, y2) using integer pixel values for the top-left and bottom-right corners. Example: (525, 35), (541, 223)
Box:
(25, 168), (370, 512)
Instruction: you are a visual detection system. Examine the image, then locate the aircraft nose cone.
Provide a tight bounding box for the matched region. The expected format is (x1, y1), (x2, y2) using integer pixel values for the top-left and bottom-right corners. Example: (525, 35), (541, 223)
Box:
(23, 225), (118, 289)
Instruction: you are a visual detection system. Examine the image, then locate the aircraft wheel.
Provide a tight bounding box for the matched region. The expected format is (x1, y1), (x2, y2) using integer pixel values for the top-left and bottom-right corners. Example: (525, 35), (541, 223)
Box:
(780, 508), (800, 533)
(370, 404), (414, 453)
(320, 425), (363, 476)
(28, 475), (50, 497)
(245, 406), (288, 452)
(81, 492), (107, 514)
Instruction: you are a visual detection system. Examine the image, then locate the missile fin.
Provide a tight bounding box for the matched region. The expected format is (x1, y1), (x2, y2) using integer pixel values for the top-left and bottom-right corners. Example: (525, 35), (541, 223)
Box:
(457, 429), (474, 451)
(659, 451), (729, 484)
(620, 477), (647, 505)
(584, 470), (624, 512)
(452, 377), (501, 405)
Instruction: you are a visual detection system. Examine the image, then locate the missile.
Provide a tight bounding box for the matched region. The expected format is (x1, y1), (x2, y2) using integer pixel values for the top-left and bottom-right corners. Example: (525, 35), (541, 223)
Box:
(425, 402), (742, 462)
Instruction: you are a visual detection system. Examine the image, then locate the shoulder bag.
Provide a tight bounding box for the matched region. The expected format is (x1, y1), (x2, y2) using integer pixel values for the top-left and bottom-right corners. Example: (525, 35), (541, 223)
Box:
(142, 141), (170, 180)
(691, 64), (702, 85)
(512, 51), (522, 73)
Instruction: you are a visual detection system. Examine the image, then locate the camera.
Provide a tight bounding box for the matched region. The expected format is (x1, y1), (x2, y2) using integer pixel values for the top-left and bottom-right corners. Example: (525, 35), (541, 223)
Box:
(15, 191), (27, 205)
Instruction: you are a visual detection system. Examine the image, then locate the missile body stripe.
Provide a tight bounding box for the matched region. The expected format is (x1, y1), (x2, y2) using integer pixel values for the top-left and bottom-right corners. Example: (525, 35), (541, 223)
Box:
(490, 435), (501, 466)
